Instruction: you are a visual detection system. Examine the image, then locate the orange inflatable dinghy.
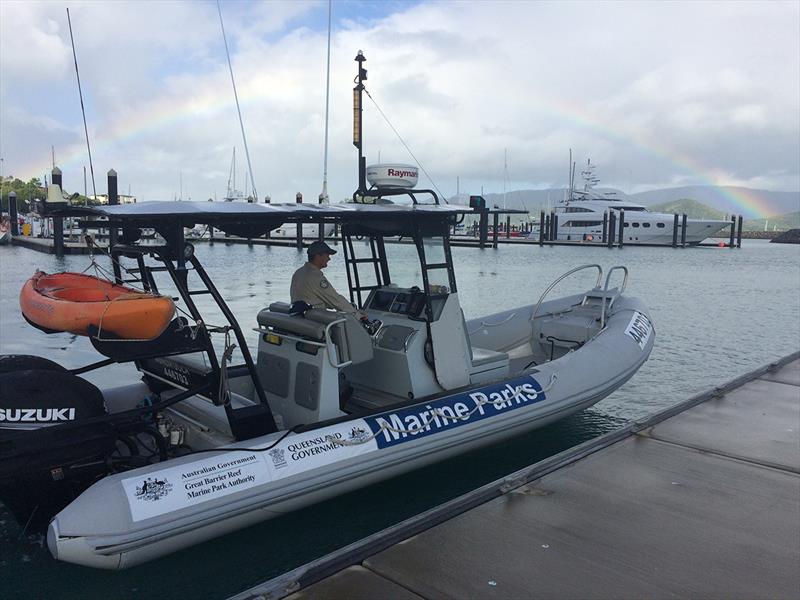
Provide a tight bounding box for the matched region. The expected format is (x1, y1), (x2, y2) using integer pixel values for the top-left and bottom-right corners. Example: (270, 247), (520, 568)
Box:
(20, 271), (175, 340)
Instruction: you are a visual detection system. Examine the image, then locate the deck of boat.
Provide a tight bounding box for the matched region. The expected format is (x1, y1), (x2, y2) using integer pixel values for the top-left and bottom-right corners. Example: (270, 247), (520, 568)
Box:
(231, 353), (800, 599)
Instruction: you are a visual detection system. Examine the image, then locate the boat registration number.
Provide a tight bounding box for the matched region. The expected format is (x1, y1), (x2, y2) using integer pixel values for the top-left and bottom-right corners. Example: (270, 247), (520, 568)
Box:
(625, 311), (653, 349)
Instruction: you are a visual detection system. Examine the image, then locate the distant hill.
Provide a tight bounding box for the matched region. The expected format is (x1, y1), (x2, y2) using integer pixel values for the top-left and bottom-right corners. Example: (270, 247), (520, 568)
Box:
(448, 186), (799, 220)
(647, 199), (727, 220)
(742, 212), (800, 232)
(627, 186), (799, 219)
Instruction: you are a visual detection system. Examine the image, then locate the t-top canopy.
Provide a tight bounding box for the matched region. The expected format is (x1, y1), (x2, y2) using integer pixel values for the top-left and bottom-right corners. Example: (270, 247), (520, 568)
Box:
(38, 200), (474, 239)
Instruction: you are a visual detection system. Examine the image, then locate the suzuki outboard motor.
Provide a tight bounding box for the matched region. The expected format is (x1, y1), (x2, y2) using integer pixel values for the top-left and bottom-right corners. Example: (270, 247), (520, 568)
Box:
(0, 356), (116, 530)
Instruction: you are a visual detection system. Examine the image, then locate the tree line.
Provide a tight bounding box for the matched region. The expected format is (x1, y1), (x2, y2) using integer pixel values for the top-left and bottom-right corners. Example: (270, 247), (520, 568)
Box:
(1, 176), (98, 213)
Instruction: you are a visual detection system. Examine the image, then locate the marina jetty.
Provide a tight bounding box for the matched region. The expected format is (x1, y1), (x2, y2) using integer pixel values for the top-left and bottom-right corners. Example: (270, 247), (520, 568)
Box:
(771, 228), (800, 244)
(232, 352), (800, 600)
(7, 167), (750, 254)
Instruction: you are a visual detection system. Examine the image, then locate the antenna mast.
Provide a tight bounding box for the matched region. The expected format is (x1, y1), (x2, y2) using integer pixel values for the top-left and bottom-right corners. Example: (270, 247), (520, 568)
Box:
(66, 8), (96, 198)
(353, 50), (367, 194)
(321, 0), (332, 202)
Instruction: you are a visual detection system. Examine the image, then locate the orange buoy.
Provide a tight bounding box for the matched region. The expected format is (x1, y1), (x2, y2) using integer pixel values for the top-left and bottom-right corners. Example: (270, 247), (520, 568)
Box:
(717, 241), (726, 247)
(19, 271), (175, 340)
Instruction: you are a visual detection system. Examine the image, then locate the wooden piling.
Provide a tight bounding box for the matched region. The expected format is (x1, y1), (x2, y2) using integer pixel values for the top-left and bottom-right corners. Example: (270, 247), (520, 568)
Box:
(478, 209), (488, 249)
(736, 215), (743, 248)
(8, 191), (19, 236)
(539, 211), (545, 246)
(672, 214), (679, 247)
(51, 167), (64, 257)
(608, 211), (616, 248)
(296, 192), (303, 249)
(108, 169), (118, 249)
(728, 216), (736, 248)
(681, 213), (687, 247)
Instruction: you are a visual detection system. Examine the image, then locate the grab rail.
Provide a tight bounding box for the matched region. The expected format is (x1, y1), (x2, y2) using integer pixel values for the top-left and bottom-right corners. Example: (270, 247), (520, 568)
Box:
(604, 265), (629, 295)
(324, 319), (353, 368)
(531, 264), (603, 323)
(254, 318), (352, 369)
(600, 266), (629, 328)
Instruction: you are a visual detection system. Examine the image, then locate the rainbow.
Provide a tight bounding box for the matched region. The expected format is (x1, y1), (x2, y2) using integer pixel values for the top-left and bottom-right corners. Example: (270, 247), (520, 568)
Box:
(11, 79), (789, 218)
(13, 81), (268, 193)
(527, 92), (789, 218)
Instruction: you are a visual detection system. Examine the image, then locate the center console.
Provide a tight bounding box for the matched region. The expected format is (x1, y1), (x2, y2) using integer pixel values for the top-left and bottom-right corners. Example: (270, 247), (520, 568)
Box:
(364, 286), (449, 321)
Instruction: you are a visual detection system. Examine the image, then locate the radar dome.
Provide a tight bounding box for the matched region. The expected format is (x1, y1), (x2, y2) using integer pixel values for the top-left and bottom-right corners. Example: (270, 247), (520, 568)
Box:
(366, 164), (418, 189)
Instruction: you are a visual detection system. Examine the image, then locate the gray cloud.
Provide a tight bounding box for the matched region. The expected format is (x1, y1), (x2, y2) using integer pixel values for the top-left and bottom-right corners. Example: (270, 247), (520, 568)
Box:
(1, 0), (797, 206)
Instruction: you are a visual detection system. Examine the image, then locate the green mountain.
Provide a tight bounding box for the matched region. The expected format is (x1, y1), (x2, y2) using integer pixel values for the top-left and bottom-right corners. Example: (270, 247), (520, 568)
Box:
(648, 198), (727, 219)
(647, 199), (800, 230)
(742, 212), (800, 232)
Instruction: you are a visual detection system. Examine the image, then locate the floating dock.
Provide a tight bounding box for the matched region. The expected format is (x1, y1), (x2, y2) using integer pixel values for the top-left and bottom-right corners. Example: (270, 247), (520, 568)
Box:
(10, 235), (103, 255)
(232, 352), (800, 599)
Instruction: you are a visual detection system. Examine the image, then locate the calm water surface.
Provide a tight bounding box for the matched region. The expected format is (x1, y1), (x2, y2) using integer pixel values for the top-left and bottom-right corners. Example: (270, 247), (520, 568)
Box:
(0, 238), (798, 599)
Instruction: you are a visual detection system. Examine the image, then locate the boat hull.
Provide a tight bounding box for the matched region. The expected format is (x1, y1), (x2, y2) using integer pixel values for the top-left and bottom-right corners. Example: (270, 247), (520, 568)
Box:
(46, 295), (653, 569)
(528, 218), (730, 245)
(19, 271), (175, 339)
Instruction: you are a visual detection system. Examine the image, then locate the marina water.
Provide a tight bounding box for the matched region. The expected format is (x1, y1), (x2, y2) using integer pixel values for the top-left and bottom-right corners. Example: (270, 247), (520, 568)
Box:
(1, 239), (798, 599)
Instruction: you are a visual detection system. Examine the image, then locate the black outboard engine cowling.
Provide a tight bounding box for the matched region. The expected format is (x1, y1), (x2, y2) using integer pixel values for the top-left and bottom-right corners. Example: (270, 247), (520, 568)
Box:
(0, 364), (116, 530)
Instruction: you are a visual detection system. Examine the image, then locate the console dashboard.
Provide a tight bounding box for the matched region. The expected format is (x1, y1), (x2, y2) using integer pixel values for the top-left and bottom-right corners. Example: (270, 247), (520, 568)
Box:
(365, 286), (448, 320)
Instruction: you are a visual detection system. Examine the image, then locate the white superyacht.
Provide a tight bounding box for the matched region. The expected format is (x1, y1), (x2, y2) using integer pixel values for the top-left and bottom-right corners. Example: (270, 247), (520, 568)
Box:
(534, 159), (731, 245)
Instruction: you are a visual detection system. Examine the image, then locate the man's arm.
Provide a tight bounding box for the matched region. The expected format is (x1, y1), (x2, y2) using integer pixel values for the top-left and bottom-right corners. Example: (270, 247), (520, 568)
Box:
(318, 276), (360, 314)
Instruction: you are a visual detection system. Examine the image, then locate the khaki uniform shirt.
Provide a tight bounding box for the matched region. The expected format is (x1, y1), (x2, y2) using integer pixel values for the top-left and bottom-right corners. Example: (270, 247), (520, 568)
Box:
(290, 262), (356, 314)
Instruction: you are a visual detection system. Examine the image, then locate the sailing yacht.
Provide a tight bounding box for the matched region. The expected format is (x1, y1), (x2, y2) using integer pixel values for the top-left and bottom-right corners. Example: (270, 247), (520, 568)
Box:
(223, 148), (247, 202)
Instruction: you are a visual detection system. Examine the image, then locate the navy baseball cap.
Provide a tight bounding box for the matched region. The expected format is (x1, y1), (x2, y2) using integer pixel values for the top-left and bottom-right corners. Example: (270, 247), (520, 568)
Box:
(307, 240), (337, 258)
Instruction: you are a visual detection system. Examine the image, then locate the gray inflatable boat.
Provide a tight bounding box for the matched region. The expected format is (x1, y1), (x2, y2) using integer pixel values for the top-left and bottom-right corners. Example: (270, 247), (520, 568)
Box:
(2, 180), (652, 570)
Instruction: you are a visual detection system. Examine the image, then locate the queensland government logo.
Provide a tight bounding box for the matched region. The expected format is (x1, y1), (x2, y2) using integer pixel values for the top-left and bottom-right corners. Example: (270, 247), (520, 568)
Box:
(134, 476), (173, 502)
(268, 448), (287, 469)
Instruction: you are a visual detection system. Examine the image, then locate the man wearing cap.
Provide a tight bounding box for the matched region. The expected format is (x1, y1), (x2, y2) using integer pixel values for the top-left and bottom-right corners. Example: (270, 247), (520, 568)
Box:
(291, 240), (365, 317)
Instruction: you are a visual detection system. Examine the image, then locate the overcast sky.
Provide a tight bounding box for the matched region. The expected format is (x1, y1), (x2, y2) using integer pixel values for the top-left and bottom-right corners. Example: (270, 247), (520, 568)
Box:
(1, 0), (798, 204)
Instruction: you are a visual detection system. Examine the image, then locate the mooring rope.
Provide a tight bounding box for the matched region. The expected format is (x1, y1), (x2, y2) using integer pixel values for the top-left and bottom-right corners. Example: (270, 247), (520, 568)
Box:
(217, 328), (237, 405)
(80, 234), (222, 339)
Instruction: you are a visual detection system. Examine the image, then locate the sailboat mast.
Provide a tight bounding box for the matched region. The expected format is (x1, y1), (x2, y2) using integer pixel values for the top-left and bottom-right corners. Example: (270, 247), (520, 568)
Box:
(217, 1), (257, 201)
(567, 148), (573, 202)
(66, 8), (96, 198)
(321, 0), (332, 201)
(503, 148), (507, 210)
(226, 147), (235, 200)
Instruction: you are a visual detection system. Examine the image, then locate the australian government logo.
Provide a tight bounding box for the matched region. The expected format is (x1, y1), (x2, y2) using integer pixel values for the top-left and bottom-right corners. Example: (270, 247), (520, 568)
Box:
(134, 476), (174, 502)
(364, 375), (547, 449)
(347, 425), (371, 443)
